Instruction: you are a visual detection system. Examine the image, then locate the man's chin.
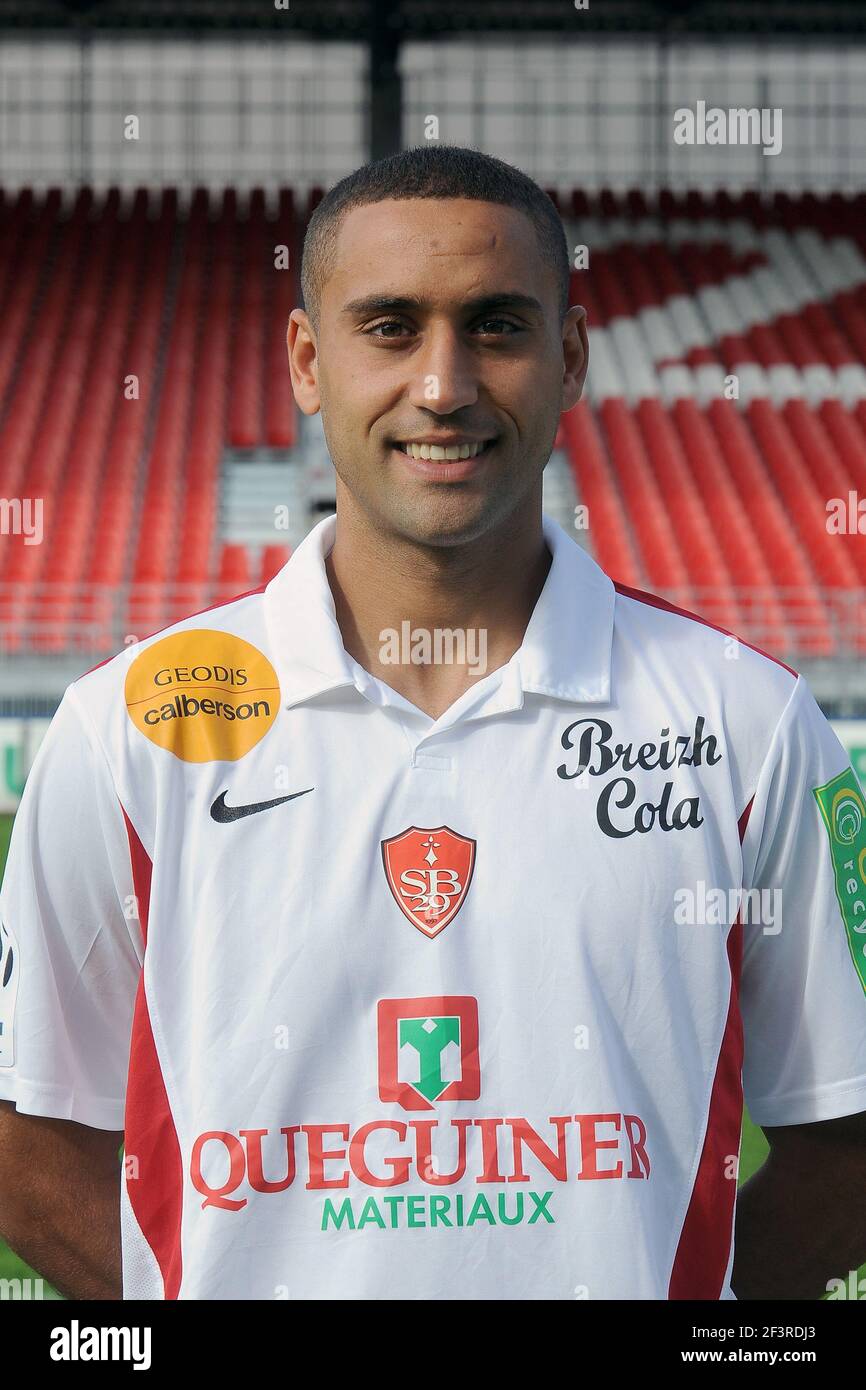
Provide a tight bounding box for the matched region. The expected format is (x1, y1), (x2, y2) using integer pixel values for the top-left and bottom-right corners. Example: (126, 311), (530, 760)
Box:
(386, 491), (507, 550)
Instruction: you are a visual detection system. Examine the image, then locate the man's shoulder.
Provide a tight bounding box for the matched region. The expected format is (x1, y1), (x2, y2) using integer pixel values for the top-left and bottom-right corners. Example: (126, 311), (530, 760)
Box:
(72, 584), (271, 699)
(608, 582), (808, 811)
(611, 580), (800, 706)
(65, 584), (277, 764)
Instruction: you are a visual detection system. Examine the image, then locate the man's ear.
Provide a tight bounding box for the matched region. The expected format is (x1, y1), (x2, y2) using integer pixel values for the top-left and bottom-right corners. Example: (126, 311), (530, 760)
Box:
(561, 305), (589, 412)
(287, 308), (321, 415)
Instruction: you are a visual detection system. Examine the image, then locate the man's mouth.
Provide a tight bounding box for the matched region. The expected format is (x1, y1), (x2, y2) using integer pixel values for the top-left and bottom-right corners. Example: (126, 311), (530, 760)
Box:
(394, 439), (495, 461)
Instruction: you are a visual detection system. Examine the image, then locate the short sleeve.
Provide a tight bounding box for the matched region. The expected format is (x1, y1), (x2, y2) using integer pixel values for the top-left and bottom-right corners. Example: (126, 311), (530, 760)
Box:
(0, 684), (143, 1130)
(740, 675), (866, 1127)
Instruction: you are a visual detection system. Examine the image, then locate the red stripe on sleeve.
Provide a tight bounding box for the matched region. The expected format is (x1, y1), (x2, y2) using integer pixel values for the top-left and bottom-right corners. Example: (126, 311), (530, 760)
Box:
(121, 806), (184, 1300)
(613, 582), (798, 677)
(668, 794), (754, 1299)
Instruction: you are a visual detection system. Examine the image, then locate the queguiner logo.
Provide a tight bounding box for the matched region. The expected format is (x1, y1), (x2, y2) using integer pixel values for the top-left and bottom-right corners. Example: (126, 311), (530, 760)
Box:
(814, 767), (866, 996)
(187, 995), (652, 1233)
(381, 826), (476, 937)
(377, 996), (480, 1111)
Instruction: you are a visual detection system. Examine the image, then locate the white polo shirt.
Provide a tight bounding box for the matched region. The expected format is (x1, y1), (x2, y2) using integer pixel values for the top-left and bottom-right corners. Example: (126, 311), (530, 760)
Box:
(2, 512), (866, 1301)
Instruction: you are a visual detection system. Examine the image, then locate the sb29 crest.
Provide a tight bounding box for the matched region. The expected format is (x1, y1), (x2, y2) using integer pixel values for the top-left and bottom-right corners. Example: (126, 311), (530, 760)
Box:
(381, 826), (476, 938)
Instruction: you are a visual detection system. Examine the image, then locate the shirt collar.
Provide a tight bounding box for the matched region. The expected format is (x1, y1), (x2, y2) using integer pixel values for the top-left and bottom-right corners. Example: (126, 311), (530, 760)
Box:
(263, 512), (614, 714)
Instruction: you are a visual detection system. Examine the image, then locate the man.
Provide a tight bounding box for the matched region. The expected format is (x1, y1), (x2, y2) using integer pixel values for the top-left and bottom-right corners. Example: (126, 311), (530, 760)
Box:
(1, 146), (865, 1301)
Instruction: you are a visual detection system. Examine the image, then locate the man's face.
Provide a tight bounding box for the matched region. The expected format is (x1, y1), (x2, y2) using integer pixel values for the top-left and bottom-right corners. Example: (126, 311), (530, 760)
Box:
(289, 197), (587, 547)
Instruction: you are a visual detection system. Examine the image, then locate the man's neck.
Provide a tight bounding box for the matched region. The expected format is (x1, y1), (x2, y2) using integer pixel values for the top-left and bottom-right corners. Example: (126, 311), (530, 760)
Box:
(324, 498), (552, 721)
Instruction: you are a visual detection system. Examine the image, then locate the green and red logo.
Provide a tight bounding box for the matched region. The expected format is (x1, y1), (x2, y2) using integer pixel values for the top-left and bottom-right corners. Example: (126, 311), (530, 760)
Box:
(814, 766), (866, 996)
(377, 996), (480, 1112)
(381, 826), (476, 938)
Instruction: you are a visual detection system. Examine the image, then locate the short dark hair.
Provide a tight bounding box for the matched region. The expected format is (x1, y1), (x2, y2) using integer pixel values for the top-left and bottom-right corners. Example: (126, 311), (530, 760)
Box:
(300, 144), (571, 331)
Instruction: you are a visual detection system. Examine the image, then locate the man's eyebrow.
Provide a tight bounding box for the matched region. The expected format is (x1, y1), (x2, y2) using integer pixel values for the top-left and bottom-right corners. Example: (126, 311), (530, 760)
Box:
(340, 292), (545, 319)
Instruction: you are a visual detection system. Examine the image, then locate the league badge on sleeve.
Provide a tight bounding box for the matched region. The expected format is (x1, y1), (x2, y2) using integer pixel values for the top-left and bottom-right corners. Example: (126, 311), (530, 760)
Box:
(814, 767), (866, 996)
(0, 916), (20, 1068)
(381, 826), (476, 939)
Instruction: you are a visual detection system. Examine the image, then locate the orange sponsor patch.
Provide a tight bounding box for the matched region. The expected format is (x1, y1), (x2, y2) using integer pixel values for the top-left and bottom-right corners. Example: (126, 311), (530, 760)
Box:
(125, 629), (280, 762)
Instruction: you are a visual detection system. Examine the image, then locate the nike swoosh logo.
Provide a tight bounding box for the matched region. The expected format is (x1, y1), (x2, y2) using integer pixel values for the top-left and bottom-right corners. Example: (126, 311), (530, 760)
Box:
(210, 788), (315, 823)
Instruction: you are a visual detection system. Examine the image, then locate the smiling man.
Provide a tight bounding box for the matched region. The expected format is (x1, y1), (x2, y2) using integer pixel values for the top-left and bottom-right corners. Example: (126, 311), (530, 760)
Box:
(289, 156), (586, 719)
(1, 146), (866, 1302)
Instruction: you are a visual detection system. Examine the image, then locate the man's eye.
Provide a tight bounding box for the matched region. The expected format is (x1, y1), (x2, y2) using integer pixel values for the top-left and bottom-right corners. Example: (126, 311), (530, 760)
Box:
(474, 318), (520, 335)
(365, 320), (411, 338)
(363, 317), (521, 339)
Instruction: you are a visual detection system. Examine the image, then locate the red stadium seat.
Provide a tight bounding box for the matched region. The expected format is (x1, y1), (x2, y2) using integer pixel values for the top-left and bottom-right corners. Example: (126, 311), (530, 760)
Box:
(260, 545), (292, 583)
(1, 184), (864, 668)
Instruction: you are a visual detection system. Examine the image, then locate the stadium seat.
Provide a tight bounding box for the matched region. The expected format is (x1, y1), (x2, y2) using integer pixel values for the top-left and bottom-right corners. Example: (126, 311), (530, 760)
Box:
(1, 183), (864, 667)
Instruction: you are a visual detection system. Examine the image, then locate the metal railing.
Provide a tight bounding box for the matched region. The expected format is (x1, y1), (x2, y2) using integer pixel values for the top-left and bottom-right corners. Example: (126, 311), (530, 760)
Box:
(0, 35), (865, 191)
(0, 582), (863, 662)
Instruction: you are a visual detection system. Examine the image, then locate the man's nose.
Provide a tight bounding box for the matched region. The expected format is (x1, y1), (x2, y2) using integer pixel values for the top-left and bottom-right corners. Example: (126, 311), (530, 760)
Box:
(407, 327), (479, 414)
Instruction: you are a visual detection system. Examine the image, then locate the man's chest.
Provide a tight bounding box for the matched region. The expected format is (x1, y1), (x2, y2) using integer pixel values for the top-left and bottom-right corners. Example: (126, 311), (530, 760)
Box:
(134, 704), (745, 1231)
(141, 701), (742, 1010)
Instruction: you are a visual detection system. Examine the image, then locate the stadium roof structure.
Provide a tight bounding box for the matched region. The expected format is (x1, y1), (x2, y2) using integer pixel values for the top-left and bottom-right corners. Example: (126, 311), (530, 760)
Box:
(4, 0), (864, 165)
(2, 0), (866, 36)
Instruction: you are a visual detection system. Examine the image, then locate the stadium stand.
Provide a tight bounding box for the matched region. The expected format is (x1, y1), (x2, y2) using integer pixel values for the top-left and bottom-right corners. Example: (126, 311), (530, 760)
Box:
(0, 184), (865, 665)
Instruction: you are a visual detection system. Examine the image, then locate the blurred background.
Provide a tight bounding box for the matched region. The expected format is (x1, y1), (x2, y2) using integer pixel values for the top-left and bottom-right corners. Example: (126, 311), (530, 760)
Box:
(0, 0), (865, 1297)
